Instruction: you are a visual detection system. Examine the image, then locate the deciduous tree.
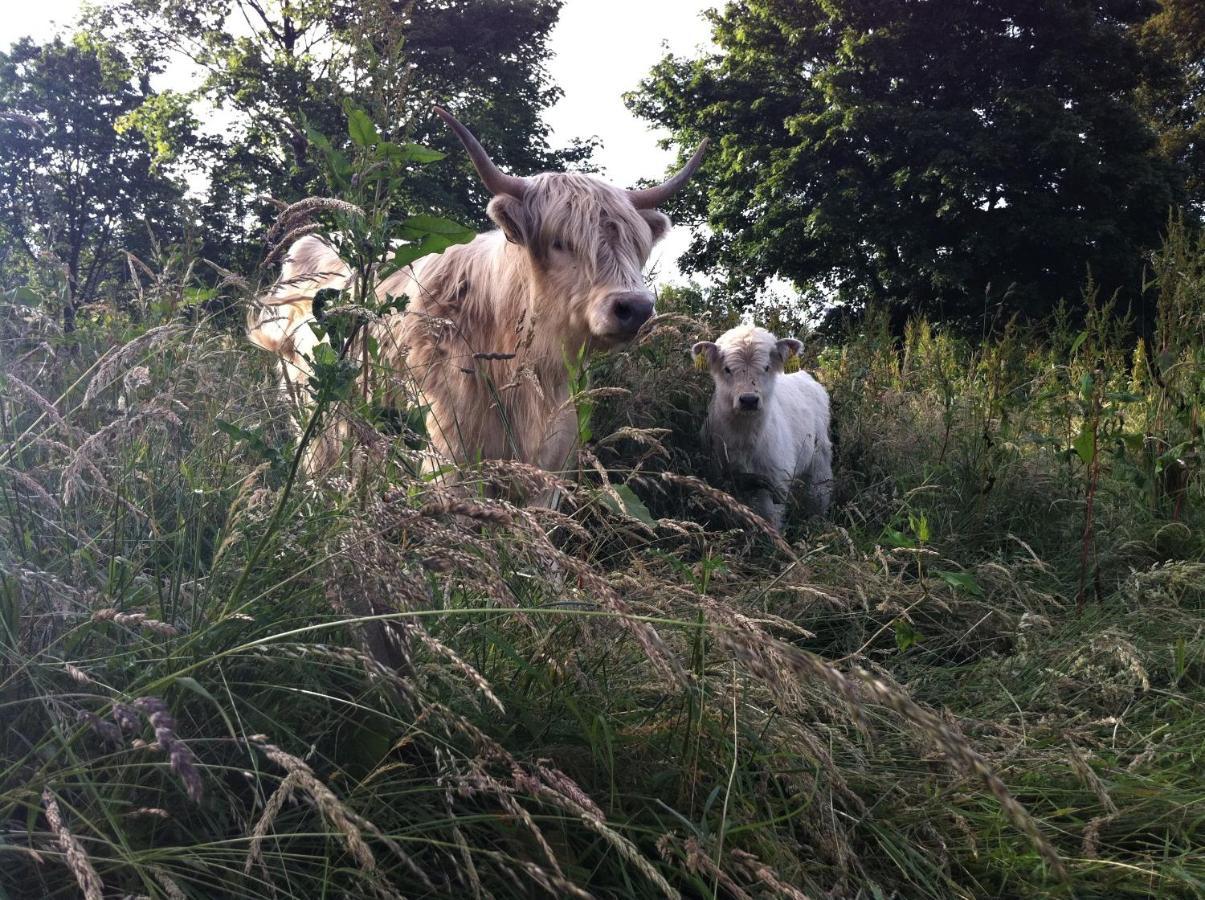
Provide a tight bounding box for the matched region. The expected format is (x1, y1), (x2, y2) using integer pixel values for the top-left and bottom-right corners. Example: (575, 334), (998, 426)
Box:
(0, 36), (188, 328)
(630, 0), (1193, 331)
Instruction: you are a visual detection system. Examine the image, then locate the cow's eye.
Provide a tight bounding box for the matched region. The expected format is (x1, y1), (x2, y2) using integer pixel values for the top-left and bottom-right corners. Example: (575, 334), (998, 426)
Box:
(723, 366), (732, 375)
(764, 364), (770, 372)
(552, 239), (566, 252)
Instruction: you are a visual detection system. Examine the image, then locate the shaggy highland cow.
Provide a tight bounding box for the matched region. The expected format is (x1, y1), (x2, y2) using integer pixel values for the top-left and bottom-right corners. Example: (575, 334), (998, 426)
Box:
(249, 106), (707, 478)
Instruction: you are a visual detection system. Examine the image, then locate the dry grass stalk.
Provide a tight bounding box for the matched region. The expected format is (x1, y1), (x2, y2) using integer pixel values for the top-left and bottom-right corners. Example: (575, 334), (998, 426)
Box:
(41, 788), (104, 900)
(472, 459), (579, 507)
(151, 867), (188, 900)
(659, 472), (797, 558)
(245, 770), (302, 875)
(443, 785), (484, 899)
(122, 365), (151, 397)
(82, 324), (185, 407)
(92, 608), (179, 637)
(61, 405), (183, 506)
(63, 663), (91, 684)
(201, 257), (251, 290)
(460, 768), (570, 884)
(398, 622), (505, 712)
(730, 848), (813, 900)
(133, 697), (204, 803)
(511, 763), (680, 899)
(488, 853), (594, 899)
(127, 808), (170, 818)
(263, 223), (324, 266)
(581, 449), (656, 535)
(419, 495), (514, 527)
(1068, 744), (1118, 817)
(111, 702), (140, 733)
(247, 722), (436, 886)
(3, 373), (79, 439)
(719, 629), (1066, 879)
(251, 739), (377, 872)
(78, 710), (122, 746)
(264, 197), (365, 252)
(522, 505), (593, 543)
(515, 511), (684, 683)
(2, 465), (61, 513)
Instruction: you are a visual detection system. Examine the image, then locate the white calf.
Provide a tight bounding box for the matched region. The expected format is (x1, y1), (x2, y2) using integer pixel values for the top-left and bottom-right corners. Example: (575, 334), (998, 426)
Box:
(692, 325), (833, 529)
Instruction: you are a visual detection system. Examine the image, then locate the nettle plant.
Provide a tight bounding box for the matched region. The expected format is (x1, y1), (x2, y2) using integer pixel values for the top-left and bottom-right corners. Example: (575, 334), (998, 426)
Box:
(258, 103), (476, 471)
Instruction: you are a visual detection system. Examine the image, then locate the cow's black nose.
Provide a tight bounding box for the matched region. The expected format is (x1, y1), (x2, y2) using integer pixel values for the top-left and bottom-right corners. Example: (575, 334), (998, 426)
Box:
(610, 291), (655, 332)
(739, 394), (760, 410)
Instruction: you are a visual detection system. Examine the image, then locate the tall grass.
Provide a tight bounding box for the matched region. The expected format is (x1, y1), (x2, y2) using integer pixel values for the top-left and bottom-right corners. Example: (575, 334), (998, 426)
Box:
(2, 221), (1203, 898)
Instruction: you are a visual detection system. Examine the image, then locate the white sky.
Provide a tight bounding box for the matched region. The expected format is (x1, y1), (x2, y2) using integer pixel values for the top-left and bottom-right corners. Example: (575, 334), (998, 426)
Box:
(1, 0), (717, 284)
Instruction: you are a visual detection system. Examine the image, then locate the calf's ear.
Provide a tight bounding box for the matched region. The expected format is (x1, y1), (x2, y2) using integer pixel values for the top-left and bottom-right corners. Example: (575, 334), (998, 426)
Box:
(487, 195), (531, 246)
(775, 338), (803, 373)
(691, 341), (719, 370)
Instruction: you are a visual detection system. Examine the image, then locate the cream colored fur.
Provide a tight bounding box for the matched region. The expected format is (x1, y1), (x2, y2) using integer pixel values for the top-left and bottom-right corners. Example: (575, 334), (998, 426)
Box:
(249, 173), (671, 477)
(694, 325), (833, 529)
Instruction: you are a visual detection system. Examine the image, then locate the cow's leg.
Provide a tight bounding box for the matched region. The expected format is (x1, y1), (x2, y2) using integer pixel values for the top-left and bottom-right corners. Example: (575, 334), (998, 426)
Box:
(807, 433), (834, 517)
(532, 406), (578, 508)
(749, 488), (784, 531)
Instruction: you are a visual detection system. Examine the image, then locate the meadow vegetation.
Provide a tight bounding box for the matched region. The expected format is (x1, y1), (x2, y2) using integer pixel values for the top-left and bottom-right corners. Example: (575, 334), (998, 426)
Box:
(2, 206), (1203, 899)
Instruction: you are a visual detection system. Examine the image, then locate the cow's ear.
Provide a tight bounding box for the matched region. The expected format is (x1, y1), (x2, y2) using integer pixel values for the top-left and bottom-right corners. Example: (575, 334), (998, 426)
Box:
(691, 341), (719, 370)
(487, 195), (531, 246)
(639, 209), (672, 244)
(776, 338), (803, 372)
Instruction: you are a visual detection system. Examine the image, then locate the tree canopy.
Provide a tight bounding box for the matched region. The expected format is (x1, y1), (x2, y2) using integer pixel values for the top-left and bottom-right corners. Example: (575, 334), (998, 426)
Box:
(87, 0), (592, 270)
(629, 0), (1197, 330)
(0, 35), (188, 326)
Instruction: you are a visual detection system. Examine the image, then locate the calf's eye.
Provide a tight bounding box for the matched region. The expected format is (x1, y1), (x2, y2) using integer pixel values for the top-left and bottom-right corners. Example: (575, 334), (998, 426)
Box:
(764, 364), (770, 372)
(552, 239), (566, 252)
(723, 366), (732, 375)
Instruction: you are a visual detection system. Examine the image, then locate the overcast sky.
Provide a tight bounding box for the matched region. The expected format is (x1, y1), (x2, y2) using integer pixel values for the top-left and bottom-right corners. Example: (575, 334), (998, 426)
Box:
(1, 0), (717, 283)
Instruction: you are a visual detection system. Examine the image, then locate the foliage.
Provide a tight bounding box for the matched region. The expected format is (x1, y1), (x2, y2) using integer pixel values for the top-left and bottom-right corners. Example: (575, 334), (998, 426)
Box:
(627, 0), (1196, 331)
(0, 36), (189, 326)
(4, 184), (1204, 898)
(1136, 0), (1205, 210)
(87, 0), (595, 271)
(3, 6), (1205, 897)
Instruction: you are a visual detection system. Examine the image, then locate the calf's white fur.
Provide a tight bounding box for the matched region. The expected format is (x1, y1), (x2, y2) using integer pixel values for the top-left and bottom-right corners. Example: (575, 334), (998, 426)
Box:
(693, 325), (833, 528)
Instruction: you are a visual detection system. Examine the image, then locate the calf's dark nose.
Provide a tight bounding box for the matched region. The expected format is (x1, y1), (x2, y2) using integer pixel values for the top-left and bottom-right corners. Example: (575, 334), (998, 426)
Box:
(738, 394), (760, 410)
(610, 291), (655, 332)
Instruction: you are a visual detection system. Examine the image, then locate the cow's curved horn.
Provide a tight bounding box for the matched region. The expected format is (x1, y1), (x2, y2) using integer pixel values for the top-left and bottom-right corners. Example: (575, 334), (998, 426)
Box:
(628, 138), (710, 209)
(434, 105), (528, 199)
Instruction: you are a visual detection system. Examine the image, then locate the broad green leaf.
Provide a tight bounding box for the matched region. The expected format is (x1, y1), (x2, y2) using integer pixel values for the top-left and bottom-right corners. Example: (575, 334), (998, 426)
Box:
(345, 104), (380, 148)
(380, 141), (445, 164)
(307, 126), (352, 182)
(1119, 432), (1145, 453)
(894, 618), (923, 651)
(1072, 424), (1096, 465)
(214, 419), (283, 468)
(909, 512), (930, 543)
(1079, 371), (1095, 400)
(389, 242), (435, 271)
(387, 217), (477, 273)
(933, 569), (984, 596)
(601, 484), (655, 526)
(398, 215), (476, 242)
(9, 287), (42, 307)
(882, 527), (916, 549)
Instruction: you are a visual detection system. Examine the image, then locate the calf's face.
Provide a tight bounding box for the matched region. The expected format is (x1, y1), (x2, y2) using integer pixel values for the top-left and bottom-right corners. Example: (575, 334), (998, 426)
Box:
(693, 331), (803, 417)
